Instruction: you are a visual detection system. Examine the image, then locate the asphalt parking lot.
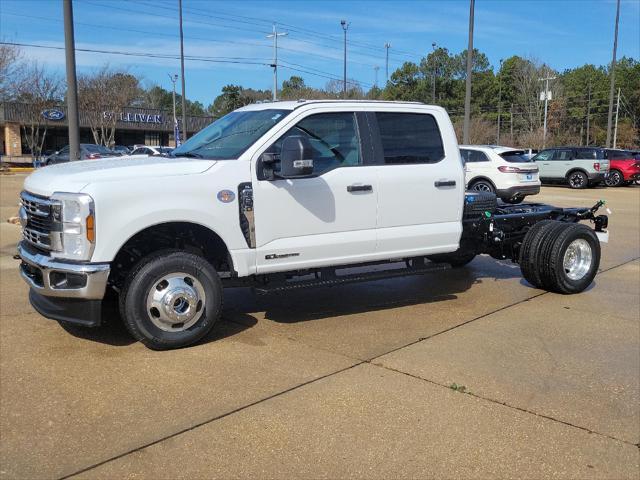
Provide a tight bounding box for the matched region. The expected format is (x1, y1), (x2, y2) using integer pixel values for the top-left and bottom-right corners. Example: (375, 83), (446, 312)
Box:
(0, 173), (638, 479)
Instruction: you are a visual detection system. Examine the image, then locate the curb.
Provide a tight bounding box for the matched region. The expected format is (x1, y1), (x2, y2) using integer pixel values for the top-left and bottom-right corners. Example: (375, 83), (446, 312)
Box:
(1, 167), (34, 173)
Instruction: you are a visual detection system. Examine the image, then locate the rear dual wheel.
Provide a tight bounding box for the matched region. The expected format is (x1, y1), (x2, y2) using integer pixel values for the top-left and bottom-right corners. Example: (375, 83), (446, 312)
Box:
(519, 221), (600, 294)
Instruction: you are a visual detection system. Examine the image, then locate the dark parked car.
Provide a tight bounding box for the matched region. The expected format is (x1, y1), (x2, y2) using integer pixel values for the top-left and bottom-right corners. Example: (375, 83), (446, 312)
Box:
(45, 144), (119, 165)
(111, 145), (131, 156)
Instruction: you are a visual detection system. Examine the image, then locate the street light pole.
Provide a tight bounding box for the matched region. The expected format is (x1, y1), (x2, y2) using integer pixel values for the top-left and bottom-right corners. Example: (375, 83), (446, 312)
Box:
(613, 87), (621, 148)
(384, 42), (391, 84)
(178, 0), (187, 141)
(497, 58), (503, 145)
(539, 75), (556, 149)
(168, 73), (178, 146)
(431, 42), (437, 104)
(606, 0), (621, 147)
(462, 0), (475, 144)
(62, 0), (80, 161)
(341, 20), (349, 98)
(267, 24), (288, 101)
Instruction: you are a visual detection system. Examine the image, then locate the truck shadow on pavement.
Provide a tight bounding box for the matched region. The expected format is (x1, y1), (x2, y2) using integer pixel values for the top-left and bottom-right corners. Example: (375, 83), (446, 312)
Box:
(58, 295), (258, 347)
(224, 256), (524, 325)
(57, 256), (523, 346)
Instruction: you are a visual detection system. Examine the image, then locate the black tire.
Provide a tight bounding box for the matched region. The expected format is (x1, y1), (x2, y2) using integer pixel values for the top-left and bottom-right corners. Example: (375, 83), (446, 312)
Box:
(119, 250), (222, 350)
(539, 223), (600, 294)
(502, 195), (524, 204)
(536, 221), (573, 289)
(519, 220), (557, 288)
(605, 169), (624, 187)
(428, 252), (476, 268)
(567, 171), (588, 189)
(469, 179), (495, 193)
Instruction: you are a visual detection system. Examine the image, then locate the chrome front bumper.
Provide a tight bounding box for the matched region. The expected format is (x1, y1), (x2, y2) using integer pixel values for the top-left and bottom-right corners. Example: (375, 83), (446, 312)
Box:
(18, 242), (110, 300)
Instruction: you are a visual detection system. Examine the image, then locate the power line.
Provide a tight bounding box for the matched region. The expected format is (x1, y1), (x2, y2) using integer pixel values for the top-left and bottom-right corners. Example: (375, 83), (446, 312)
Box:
(2, 41), (371, 90)
(2, 11), (377, 69)
(157, 0), (425, 60)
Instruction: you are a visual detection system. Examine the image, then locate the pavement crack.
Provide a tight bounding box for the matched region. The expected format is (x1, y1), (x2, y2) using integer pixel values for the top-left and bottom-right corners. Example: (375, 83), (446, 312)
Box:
(59, 361), (364, 480)
(368, 362), (637, 448)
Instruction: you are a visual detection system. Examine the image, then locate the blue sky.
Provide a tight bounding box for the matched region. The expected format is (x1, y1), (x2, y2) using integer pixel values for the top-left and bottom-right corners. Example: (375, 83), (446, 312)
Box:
(2, 0), (639, 107)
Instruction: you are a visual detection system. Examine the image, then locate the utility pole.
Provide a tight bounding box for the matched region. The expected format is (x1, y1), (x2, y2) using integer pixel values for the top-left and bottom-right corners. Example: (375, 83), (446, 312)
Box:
(539, 75), (556, 149)
(497, 58), (503, 145)
(178, 0), (188, 141)
(267, 24), (287, 101)
(585, 79), (592, 146)
(613, 87), (621, 148)
(373, 66), (380, 88)
(606, 0), (621, 147)
(168, 73), (179, 146)
(462, 0), (475, 144)
(384, 43), (391, 84)
(510, 103), (514, 139)
(431, 42), (437, 103)
(341, 20), (349, 98)
(63, 0), (80, 161)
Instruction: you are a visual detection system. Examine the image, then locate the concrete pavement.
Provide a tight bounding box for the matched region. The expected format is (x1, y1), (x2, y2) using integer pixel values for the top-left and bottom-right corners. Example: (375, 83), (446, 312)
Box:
(0, 174), (638, 479)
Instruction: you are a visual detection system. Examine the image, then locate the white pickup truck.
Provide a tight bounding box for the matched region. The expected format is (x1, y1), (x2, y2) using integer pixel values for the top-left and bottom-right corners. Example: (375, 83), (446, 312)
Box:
(17, 100), (609, 349)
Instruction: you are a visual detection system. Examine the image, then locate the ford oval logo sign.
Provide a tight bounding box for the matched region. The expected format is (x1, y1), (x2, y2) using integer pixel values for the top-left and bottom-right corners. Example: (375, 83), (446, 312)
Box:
(41, 108), (65, 121)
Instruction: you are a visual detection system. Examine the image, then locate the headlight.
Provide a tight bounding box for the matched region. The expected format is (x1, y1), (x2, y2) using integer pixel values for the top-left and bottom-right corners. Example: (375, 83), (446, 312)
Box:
(50, 192), (95, 261)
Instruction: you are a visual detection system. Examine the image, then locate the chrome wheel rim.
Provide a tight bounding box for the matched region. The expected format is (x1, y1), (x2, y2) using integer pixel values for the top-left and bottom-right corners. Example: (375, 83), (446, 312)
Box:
(472, 182), (492, 192)
(606, 171), (621, 186)
(569, 173), (585, 188)
(146, 273), (206, 332)
(563, 239), (592, 281)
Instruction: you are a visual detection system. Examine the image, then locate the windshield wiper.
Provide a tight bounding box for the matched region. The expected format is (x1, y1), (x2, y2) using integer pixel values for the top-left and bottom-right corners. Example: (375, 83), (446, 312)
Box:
(175, 151), (204, 159)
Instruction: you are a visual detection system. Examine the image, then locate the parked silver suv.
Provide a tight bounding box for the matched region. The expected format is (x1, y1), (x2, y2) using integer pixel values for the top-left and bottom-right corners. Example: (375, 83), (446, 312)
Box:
(532, 147), (609, 189)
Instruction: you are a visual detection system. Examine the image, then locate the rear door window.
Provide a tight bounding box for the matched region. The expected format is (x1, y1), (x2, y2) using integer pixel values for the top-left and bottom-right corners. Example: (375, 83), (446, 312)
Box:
(552, 149), (574, 161)
(532, 150), (552, 161)
(576, 148), (604, 160)
(375, 112), (444, 164)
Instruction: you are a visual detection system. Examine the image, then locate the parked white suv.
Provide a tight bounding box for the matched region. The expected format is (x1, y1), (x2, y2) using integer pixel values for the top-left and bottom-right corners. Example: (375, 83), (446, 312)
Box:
(129, 146), (174, 157)
(460, 145), (541, 204)
(17, 101), (609, 349)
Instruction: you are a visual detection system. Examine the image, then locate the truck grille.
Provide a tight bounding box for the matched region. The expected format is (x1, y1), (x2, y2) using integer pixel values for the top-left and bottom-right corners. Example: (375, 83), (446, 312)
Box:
(20, 191), (62, 251)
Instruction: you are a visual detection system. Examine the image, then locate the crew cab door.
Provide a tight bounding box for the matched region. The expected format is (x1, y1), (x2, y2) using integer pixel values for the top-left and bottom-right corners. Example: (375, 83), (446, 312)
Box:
(369, 110), (464, 257)
(252, 111), (378, 274)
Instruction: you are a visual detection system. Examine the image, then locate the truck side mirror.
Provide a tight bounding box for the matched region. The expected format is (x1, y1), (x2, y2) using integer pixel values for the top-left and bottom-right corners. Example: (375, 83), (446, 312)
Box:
(276, 136), (314, 178)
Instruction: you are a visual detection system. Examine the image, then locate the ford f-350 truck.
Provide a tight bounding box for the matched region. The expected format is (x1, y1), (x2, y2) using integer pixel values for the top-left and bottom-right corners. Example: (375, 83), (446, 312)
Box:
(17, 101), (609, 349)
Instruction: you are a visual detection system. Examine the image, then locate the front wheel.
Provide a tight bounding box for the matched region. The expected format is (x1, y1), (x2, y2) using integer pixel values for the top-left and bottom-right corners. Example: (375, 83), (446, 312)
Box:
(605, 169), (624, 187)
(567, 171), (588, 189)
(119, 250), (222, 350)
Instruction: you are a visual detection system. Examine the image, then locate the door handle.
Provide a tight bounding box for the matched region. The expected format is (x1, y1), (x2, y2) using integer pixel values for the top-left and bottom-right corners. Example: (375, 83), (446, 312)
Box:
(434, 180), (456, 187)
(347, 184), (373, 192)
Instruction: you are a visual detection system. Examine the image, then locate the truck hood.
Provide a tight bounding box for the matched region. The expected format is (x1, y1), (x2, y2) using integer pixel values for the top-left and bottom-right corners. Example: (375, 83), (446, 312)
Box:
(23, 156), (217, 196)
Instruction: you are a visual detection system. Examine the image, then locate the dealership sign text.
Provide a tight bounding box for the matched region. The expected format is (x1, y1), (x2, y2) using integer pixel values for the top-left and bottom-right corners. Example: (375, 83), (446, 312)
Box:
(103, 111), (163, 124)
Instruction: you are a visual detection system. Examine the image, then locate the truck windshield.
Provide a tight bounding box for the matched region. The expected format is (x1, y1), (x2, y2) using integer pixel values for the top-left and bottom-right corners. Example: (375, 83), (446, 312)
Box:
(173, 109), (290, 160)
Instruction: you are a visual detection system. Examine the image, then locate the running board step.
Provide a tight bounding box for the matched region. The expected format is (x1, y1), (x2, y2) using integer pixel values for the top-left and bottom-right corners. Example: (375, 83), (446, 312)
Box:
(254, 262), (450, 294)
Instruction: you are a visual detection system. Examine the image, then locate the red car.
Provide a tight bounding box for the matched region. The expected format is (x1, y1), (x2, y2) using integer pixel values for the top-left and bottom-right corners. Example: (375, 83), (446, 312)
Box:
(604, 149), (640, 187)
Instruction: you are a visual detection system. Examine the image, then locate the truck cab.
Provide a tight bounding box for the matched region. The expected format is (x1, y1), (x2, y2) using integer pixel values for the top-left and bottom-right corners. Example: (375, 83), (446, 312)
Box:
(17, 101), (608, 349)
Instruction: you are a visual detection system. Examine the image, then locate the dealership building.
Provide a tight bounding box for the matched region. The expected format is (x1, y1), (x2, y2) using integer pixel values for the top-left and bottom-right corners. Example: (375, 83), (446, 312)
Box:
(0, 102), (216, 160)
